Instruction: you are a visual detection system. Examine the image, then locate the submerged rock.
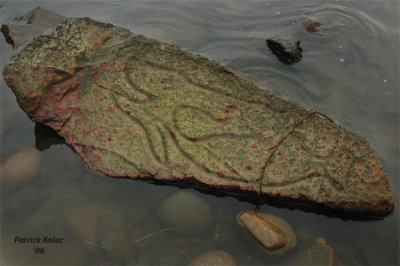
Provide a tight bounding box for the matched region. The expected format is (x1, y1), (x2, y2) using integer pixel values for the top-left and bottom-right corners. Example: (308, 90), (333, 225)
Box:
(284, 238), (344, 265)
(237, 210), (296, 255)
(66, 204), (99, 246)
(188, 250), (236, 266)
(1, 9), (394, 216)
(158, 191), (212, 234)
(302, 18), (323, 33)
(1, 147), (42, 183)
(266, 36), (303, 64)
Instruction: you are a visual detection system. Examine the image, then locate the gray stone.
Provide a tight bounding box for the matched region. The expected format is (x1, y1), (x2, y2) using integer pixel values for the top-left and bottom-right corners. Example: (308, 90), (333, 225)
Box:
(266, 36), (303, 64)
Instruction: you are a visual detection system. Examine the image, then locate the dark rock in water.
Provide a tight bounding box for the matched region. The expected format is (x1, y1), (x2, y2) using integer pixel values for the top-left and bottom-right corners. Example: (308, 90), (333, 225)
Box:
(237, 210), (296, 255)
(1, 7), (66, 53)
(188, 250), (236, 266)
(1, 8), (394, 216)
(266, 36), (303, 65)
(302, 19), (323, 33)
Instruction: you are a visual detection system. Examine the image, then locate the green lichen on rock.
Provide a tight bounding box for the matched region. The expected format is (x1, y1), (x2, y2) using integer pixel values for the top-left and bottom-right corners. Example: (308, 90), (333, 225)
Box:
(2, 17), (394, 215)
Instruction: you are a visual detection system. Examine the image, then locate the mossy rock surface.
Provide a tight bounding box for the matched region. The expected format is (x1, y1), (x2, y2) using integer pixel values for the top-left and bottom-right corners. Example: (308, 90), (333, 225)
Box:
(2, 17), (393, 215)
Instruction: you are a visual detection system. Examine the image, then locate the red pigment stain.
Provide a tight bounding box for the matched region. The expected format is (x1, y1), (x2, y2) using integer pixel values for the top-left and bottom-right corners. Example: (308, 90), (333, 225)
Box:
(94, 72), (101, 79)
(208, 80), (214, 85)
(260, 163), (266, 169)
(301, 145), (307, 151)
(170, 132), (176, 140)
(224, 104), (239, 113)
(75, 118), (84, 127)
(217, 117), (228, 122)
(217, 170), (226, 177)
(114, 91), (121, 96)
(107, 137), (112, 142)
(95, 130), (102, 138)
(129, 67), (135, 73)
(268, 144), (277, 150)
(101, 61), (116, 71)
(129, 128), (134, 133)
(93, 43), (104, 49)
(82, 128), (92, 136)
(95, 82), (104, 89)
(189, 137), (198, 142)
(112, 130), (117, 134)
(50, 46), (57, 51)
(122, 62), (130, 71)
(70, 103), (82, 113)
(228, 140), (233, 144)
(91, 154), (101, 164)
(251, 141), (261, 149)
(218, 69), (229, 75)
(246, 166), (252, 170)
(107, 105), (116, 113)
(245, 99), (252, 103)
(225, 93), (231, 96)
(263, 137), (269, 142)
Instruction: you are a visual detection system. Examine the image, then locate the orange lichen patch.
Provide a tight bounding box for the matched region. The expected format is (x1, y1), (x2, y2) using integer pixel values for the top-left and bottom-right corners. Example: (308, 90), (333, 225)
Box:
(95, 130), (102, 138)
(75, 118), (84, 127)
(82, 128), (92, 136)
(107, 105), (116, 113)
(101, 61), (116, 71)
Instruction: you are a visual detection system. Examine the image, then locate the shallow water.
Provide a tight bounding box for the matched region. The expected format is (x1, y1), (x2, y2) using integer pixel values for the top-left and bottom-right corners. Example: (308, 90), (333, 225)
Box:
(0, 1), (399, 265)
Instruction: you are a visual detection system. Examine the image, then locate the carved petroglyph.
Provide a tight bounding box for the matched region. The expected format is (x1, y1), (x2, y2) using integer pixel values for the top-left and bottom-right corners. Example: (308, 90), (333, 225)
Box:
(3, 17), (393, 215)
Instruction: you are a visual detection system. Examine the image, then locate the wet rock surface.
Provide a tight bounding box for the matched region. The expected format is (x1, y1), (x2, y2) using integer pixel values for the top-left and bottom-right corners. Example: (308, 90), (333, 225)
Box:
(266, 36), (303, 65)
(1, 7), (65, 53)
(188, 250), (236, 266)
(302, 18), (323, 33)
(158, 191), (213, 234)
(1, 9), (394, 216)
(1, 147), (42, 183)
(237, 210), (296, 255)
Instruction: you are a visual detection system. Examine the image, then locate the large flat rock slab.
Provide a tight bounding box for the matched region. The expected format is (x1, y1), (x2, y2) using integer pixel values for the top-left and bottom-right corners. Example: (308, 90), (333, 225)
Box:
(2, 16), (394, 216)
